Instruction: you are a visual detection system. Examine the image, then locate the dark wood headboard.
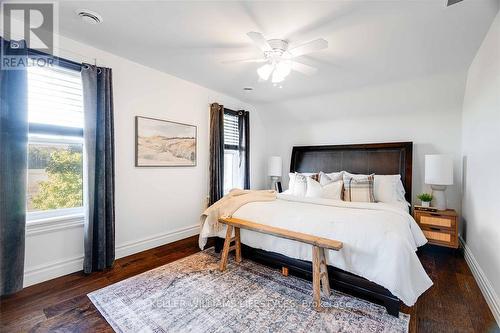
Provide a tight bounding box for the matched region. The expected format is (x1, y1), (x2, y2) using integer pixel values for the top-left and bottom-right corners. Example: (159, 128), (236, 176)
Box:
(290, 142), (413, 202)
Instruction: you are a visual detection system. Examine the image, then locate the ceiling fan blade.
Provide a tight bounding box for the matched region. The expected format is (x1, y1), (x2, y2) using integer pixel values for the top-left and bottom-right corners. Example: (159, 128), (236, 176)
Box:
(222, 58), (267, 64)
(289, 39), (328, 58)
(291, 61), (317, 75)
(446, 0), (463, 6)
(247, 32), (271, 52)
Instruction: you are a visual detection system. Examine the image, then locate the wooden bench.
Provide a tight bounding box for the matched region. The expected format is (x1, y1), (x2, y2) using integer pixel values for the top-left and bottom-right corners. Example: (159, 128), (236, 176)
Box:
(218, 217), (343, 310)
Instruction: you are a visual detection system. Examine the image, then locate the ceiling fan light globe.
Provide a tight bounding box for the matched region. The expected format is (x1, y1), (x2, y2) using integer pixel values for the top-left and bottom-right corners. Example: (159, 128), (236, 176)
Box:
(275, 61), (292, 78)
(257, 64), (274, 81)
(271, 71), (285, 83)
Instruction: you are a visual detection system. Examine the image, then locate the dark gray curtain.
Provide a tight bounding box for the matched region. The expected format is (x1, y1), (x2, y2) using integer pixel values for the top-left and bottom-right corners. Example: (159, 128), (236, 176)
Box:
(209, 103), (224, 205)
(81, 64), (115, 274)
(237, 111), (250, 189)
(0, 39), (28, 295)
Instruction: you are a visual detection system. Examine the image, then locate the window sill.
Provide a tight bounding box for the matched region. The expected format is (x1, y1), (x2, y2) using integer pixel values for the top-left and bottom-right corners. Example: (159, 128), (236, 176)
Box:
(26, 213), (85, 236)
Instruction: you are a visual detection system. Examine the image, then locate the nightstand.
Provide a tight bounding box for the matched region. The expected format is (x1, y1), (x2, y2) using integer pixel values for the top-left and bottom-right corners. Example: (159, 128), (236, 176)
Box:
(413, 208), (459, 248)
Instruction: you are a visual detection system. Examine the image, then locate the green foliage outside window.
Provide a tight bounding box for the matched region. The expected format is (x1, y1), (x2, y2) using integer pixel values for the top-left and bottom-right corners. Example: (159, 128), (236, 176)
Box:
(32, 149), (83, 210)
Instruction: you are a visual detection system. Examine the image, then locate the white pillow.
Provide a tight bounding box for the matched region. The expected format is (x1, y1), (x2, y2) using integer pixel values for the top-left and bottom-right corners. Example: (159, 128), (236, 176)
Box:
(288, 172), (316, 197)
(343, 172), (406, 204)
(343, 171), (368, 180)
(306, 176), (343, 200)
(373, 175), (401, 203)
(319, 171), (343, 185)
(396, 179), (407, 201)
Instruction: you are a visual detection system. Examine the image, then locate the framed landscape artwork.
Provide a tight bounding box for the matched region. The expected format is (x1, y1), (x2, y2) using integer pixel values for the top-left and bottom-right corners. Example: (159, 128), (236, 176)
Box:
(135, 116), (197, 167)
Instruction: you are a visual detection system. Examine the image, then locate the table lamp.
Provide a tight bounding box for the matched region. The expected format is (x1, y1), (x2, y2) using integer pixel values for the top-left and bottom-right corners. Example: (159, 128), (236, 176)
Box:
(268, 156), (282, 191)
(425, 154), (453, 210)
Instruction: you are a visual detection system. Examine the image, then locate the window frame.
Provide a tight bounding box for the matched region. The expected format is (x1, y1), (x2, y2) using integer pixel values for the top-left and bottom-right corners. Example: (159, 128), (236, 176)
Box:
(222, 109), (243, 194)
(28, 49), (82, 72)
(223, 149), (239, 195)
(26, 58), (85, 225)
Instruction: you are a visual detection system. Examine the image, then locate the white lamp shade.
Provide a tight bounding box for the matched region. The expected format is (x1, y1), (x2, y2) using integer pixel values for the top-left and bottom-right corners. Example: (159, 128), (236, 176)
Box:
(425, 154), (453, 185)
(268, 156), (282, 177)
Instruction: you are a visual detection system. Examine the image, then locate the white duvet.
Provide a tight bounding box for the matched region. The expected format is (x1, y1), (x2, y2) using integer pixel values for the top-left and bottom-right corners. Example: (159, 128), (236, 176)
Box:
(199, 194), (433, 306)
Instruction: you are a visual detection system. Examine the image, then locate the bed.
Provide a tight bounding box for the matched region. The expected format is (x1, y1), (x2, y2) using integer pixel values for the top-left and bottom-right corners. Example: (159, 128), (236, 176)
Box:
(204, 142), (432, 316)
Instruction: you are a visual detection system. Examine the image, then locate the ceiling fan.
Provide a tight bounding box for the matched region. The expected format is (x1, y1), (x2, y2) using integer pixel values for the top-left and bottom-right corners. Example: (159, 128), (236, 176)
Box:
(225, 32), (328, 84)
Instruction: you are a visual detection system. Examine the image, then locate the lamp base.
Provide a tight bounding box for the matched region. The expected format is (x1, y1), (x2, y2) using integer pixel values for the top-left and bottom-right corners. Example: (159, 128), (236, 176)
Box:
(431, 185), (447, 210)
(270, 176), (279, 191)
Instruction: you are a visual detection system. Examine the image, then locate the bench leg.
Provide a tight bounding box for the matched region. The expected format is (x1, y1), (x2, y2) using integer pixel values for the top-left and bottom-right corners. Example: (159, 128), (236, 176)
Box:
(319, 248), (331, 296)
(234, 227), (242, 263)
(312, 245), (322, 310)
(219, 225), (233, 272)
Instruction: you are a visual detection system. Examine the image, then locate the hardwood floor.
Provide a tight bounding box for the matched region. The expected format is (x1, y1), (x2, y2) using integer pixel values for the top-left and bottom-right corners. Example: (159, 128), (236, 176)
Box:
(1, 236), (497, 332)
(402, 246), (498, 333)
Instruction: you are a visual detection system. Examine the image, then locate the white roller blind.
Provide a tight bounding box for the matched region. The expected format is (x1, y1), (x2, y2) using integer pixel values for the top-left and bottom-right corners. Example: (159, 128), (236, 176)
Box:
(27, 65), (84, 128)
(224, 112), (239, 147)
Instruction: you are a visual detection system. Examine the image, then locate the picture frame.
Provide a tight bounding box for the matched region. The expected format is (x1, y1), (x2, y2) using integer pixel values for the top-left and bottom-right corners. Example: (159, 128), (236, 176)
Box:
(135, 116), (197, 167)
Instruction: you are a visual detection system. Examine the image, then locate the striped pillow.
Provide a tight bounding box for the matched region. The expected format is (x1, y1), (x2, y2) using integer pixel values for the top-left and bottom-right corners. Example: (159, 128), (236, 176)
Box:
(343, 173), (375, 203)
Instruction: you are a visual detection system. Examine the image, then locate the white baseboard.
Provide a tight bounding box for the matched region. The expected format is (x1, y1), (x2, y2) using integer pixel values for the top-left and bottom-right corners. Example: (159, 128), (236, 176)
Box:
(460, 237), (500, 325)
(115, 224), (199, 259)
(23, 224), (200, 287)
(24, 255), (84, 287)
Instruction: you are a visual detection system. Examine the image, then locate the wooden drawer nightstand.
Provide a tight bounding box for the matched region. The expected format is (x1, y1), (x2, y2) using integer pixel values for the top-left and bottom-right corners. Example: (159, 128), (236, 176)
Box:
(413, 208), (459, 248)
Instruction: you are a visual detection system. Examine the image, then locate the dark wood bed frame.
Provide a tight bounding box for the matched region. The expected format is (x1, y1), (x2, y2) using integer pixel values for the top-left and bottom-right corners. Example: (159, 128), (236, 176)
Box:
(215, 141), (413, 317)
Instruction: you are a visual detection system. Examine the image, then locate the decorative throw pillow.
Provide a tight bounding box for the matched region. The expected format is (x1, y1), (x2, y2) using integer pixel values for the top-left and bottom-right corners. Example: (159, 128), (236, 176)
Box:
(288, 172), (318, 197)
(306, 176), (343, 200)
(343, 172), (406, 203)
(319, 171), (344, 185)
(343, 173), (375, 203)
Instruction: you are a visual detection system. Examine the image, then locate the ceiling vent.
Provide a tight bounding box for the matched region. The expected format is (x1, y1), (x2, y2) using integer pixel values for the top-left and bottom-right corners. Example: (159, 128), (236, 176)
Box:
(76, 9), (103, 24)
(446, 0), (464, 6)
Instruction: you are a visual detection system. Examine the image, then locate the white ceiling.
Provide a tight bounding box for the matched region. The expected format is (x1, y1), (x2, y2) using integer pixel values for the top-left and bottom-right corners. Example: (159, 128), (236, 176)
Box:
(57, 0), (499, 103)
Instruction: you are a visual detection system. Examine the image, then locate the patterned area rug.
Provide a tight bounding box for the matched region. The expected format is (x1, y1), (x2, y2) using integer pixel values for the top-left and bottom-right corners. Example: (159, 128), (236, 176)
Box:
(88, 248), (409, 333)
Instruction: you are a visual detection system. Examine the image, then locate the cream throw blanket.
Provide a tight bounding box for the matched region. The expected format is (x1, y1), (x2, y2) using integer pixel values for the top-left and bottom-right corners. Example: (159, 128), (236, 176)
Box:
(200, 189), (277, 233)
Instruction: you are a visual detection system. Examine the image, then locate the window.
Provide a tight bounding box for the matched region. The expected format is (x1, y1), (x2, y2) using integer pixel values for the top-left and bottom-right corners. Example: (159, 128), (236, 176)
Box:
(223, 149), (239, 194)
(223, 111), (241, 194)
(26, 64), (84, 221)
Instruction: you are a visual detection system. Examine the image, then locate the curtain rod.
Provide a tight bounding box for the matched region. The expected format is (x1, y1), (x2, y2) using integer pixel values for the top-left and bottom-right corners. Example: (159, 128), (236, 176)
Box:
(54, 46), (98, 66)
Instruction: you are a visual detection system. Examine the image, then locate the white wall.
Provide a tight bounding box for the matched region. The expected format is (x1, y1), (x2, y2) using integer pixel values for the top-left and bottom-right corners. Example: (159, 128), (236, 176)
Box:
(258, 71), (466, 210)
(461, 11), (500, 323)
(24, 34), (267, 286)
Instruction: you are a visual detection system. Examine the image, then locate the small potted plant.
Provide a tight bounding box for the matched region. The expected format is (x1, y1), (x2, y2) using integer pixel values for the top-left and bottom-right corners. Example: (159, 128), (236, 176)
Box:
(417, 193), (433, 207)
